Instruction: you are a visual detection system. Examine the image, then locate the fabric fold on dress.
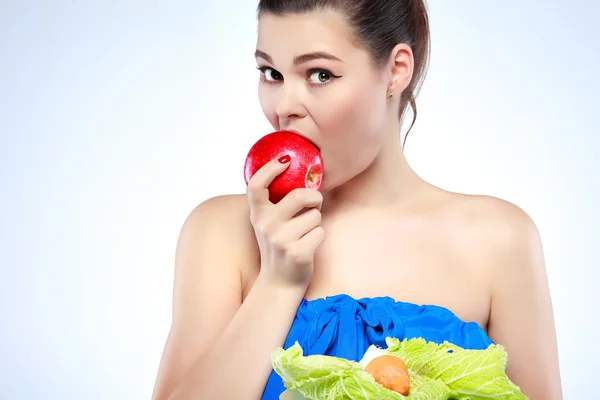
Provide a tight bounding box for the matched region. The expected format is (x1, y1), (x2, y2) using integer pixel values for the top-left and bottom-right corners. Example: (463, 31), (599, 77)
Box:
(261, 294), (493, 400)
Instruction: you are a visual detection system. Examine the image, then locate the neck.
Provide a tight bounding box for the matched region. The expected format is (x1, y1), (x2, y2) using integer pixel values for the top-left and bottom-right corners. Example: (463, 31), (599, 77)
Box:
(322, 124), (427, 214)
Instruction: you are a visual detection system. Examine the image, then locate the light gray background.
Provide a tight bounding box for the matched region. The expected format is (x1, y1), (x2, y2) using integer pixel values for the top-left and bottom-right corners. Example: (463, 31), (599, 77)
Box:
(1, 1), (598, 399)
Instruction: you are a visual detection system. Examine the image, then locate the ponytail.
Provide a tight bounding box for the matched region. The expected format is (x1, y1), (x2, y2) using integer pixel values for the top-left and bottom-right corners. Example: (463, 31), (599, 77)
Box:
(400, 0), (431, 147)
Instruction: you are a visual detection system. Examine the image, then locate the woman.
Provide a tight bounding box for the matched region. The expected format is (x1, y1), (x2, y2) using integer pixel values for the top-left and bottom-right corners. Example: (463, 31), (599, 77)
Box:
(151, 1), (562, 399)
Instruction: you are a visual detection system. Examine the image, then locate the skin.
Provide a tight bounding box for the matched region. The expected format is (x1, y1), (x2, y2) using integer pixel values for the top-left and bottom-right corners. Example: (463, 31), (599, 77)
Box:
(152, 9), (562, 400)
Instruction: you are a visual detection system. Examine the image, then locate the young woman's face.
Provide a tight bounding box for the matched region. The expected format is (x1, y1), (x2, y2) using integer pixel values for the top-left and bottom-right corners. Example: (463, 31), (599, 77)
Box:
(256, 10), (394, 192)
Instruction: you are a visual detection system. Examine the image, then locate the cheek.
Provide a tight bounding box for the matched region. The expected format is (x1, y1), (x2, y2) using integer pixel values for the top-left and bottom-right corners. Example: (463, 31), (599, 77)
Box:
(325, 80), (385, 137)
(258, 86), (279, 128)
(322, 82), (386, 151)
(317, 82), (387, 185)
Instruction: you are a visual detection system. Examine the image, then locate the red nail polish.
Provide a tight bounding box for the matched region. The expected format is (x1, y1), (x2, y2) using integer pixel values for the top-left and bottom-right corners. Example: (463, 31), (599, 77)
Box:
(278, 155), (291, 164)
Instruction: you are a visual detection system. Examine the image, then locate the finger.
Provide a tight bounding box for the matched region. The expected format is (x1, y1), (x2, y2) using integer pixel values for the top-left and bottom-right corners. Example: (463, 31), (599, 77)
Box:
(246, 156), (291, 205)
(296, 226), (326, 255)
(275, 188), (323, 220)
(278, 208), (322, 242)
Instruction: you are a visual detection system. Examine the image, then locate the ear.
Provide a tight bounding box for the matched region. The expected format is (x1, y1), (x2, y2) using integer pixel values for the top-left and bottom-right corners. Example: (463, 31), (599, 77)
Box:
(388, 43), (414, 94)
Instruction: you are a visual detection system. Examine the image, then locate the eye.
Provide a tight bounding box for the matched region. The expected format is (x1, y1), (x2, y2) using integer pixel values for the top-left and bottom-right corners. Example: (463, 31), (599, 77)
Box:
(307, 69), (341, 85)
(309, 70), (330, 83)
(257, 66), (283, 83)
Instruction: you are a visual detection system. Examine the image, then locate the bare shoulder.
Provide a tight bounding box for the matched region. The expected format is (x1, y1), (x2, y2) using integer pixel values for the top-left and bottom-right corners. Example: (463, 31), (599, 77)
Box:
(444, 193), (561, 398)
(446, 192), (541, 257)
(180, 192), (259, 281)
(185, 192), (260, 276)
(185, 193), (251, 227)
(151, 193), (257, 400)
(175, 193), (256, 278)
(173, 192), (261, 318)
(427, 190), (542, 273)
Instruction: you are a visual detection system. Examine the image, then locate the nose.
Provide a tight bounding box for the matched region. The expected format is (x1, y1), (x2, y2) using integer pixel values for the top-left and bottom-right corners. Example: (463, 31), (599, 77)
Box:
(275, 83), (306, 121)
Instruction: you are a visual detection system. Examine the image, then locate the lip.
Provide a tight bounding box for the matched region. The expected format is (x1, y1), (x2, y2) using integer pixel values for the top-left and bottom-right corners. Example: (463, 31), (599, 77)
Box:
(285, 129), (321, 152)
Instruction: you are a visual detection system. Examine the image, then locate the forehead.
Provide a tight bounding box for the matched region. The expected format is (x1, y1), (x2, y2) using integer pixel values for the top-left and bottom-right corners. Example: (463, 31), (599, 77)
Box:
(256, 10), (362, 64)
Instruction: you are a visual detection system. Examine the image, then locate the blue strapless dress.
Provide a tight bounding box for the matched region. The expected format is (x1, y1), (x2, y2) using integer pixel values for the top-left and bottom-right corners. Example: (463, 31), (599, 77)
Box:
(261, 294), (493, 400)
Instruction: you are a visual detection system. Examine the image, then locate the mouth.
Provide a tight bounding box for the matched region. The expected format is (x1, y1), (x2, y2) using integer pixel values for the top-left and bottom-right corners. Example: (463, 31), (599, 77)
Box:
(285, 129), (321, 152)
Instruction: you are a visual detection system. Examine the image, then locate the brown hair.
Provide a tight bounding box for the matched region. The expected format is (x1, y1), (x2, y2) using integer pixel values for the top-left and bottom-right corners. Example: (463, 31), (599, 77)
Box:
(257, 0), (431, 147)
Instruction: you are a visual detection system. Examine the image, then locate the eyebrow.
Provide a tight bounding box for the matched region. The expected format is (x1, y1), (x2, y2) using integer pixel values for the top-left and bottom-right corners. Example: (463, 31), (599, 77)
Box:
(254, 49), (343, 65)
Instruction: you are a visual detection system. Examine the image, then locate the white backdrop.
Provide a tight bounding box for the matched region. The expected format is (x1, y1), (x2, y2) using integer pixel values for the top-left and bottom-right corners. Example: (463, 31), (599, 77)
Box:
(1, 1), (598, 399)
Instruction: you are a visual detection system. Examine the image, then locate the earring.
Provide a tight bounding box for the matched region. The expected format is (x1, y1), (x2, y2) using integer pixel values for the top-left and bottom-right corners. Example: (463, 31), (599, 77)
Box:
(388, 92), (394, 99)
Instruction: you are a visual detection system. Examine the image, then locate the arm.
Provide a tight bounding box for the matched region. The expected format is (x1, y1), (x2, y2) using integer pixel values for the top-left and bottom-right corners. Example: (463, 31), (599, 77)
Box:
(487, 204), (562, 399)
(151, 195), (306, 400)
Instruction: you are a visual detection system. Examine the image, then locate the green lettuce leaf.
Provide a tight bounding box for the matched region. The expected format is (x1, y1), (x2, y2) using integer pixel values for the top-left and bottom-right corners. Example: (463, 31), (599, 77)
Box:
(384, 337), (527, 399)
(271, 338), (529, 400)
(272, 342), (454, 399)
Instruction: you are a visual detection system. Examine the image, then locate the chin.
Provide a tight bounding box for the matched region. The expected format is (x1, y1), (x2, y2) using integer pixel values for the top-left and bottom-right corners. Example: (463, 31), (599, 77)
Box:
(317, 174), (350, 196)
(316, 176), (334, 194)
(318, 182), (333, 195)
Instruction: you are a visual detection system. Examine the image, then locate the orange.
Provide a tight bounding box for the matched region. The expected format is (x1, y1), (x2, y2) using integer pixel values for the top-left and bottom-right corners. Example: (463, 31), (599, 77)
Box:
(365, 355), (410, 395)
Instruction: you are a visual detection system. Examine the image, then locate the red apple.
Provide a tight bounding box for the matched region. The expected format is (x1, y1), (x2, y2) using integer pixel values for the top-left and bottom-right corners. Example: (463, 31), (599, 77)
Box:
(244, 131), (324, 204)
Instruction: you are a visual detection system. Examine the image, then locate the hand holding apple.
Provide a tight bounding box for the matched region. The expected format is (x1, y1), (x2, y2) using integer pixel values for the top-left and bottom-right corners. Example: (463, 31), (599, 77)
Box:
(245, 148), (326, 288)
(244, 131), (324, 204)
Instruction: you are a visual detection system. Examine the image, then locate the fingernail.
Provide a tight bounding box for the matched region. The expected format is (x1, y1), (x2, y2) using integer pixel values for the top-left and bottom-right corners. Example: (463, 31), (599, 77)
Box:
(278, 155), (291, 164)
